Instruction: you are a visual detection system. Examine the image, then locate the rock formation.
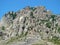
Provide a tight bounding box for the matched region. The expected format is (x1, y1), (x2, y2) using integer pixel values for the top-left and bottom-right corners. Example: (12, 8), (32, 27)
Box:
(0, 6), (60, 45)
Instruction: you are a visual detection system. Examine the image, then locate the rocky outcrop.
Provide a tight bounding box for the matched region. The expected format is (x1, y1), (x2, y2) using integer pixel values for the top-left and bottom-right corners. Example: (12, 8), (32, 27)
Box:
(0, 6), (60, 45)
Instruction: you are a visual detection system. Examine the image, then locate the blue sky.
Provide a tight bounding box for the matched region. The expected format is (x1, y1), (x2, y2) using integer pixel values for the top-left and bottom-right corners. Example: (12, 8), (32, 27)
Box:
(0, 0), (60, 19)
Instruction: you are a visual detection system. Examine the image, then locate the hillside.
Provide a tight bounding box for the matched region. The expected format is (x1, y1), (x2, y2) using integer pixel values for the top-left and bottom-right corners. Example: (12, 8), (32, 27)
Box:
(0, 6), (60, 45)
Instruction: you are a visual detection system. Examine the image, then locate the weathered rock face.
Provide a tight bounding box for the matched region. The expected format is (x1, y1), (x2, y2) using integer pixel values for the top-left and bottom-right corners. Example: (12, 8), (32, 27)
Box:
(1, 11), (17, 27)
(0, 6), (60, 45)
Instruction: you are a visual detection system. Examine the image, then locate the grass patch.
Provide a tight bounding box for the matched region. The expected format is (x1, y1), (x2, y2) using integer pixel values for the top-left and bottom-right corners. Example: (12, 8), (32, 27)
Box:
(32, 43), (44, 45)
(6, 31), (28, 44)
(49, 36), (60, 45)
(6, 36), (19, 44)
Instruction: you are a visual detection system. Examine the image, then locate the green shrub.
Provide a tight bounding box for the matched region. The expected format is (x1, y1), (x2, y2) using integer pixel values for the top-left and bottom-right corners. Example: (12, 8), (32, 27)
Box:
(2, 26), (5, 30)
(30, 12), (33, 16)
(10, 12), (16, 19)
(46, 14), (48, 17)
(51, 15), (56, 21)
(41, 20), (48, 24)
(46, 22), (51, 28)
(30, 12), (35, 18)
(30, 7), (36, 11)
(58, 27), (60, 33)
(12, 13), (16, 19)
(55, 23), (58, 27)
(25, 31), (28, 36)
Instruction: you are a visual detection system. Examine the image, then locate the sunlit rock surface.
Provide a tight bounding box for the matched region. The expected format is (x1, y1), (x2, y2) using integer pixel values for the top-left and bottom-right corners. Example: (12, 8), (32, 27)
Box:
(0, 6), (60, 45)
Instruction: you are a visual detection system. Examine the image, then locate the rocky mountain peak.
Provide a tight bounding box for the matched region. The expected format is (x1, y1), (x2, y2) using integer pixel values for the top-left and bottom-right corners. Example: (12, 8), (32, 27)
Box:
(0, 6), (60, 45)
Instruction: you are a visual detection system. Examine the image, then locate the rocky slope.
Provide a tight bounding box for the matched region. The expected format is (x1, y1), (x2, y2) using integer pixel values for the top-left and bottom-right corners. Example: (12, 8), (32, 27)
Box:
(0, 6), (60, 45)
